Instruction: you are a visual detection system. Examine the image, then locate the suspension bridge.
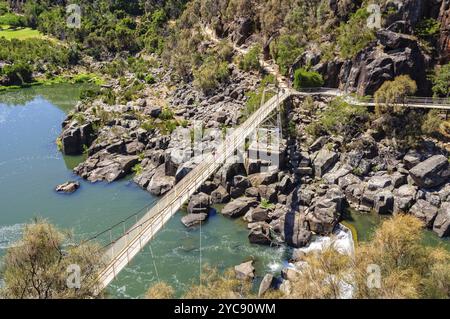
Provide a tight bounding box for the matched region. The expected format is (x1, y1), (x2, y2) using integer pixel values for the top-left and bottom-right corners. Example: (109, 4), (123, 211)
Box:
(85, 28), (450, 292)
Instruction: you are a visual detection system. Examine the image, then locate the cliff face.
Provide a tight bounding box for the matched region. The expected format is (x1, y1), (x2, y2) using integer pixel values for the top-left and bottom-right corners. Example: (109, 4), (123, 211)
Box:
(439, 0), (450, 62)
(210, 0), (448, 96)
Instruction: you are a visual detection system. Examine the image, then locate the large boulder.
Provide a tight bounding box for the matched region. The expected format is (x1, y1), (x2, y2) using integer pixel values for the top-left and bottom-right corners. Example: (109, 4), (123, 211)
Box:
(230, 17), (255, 46)
(433, 202), (450, 237)
(175, 155), (203, 182)
(367, 175), (392, 191)
(313, 149), (338, 177)
(410, 199), (439, 228)
(258, 274), (274, 297)
(393, 184), (417, 213)
(234, 260), (255, 280)
(248, 171), (278, 187)
(409, 155), (449, 188)
(218, 158), (247, 186)
(221, 197), (258, 218)
(147, 164), (175, 196)
(60, 121), (95, 155)
(75, 153), (139, 183)
(283, 212), (312, 248)
(258, 184), (278, 203)
(244, 206), (270, 223)
(55, 181), (80, 193)
(133, 163), (157, 189)
(210, 185), (230, 204)
(187, 192), (210, 214)
(374, 190), (394, 214)
(306, 186), (344, 235)
(248, 223), (272, 245)
(181, 213), (208, 227)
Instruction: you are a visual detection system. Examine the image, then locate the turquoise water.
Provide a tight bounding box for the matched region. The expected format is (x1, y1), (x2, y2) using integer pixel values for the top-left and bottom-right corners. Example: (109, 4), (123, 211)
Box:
(343, 208), (450, 251)
(0, 84), (288, 298)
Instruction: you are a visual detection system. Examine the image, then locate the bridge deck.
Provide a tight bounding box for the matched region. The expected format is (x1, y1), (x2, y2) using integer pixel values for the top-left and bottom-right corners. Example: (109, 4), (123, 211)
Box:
(96, 91), (292, 289)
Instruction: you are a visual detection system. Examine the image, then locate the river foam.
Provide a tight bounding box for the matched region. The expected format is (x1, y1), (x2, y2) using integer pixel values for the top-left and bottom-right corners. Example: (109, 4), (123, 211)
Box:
(0, 223), (24, 250)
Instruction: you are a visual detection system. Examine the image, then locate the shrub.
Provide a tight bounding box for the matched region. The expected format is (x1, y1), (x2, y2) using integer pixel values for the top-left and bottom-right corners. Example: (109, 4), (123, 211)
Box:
(145, 74), (156, 84)
(415, 18), (441, 38)
(159, 107), (174, 120)
(0, 220), (104, 298)
(270, 34), (303, 76)
(374, 75), (417, 115)
(293, 68), (324, 89)
(337, 8), (375, 59)
(193, 57), (229, 94)
(430, 63), (450, 98)
(239, 45), (261, 72)
(132, 163), (143, 175)
(0, 13), (25, 28)
(306, 98), (368, 140)
(421, 109), (444, 137)
(1, 62), (33, 85)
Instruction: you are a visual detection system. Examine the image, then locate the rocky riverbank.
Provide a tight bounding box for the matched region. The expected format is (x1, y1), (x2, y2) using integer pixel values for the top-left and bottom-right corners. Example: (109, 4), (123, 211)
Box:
(57, 28), (449, 297)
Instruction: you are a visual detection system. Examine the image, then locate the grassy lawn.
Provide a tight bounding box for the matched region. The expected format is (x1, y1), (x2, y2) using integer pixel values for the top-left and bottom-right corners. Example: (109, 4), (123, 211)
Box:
(0, 25), (44, 40)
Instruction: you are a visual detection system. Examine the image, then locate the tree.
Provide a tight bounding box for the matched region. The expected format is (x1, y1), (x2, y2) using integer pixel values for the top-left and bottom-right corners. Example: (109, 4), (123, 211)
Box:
(293, 68), (324, 89)
(353, 214), (450, 299)
(374, 75), (417, 115)
(1, 62), (33, 85)
(270, 34), (303, 76)
(239, 45), (261, 72)
(0, 220), (105, 299)
(337, 8), (375, 59)
(431, 63), (450, 98)
(193, 56), (229, 94)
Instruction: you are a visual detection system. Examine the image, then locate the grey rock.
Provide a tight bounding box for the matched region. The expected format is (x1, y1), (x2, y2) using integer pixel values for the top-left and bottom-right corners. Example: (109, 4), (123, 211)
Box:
(181, 213), (207, 227)
(222, 197), (258, 218)
(248, 223), (272, 245)
(187, 192), (210, 214)
(211, 185), (230, 204)
(313, 149), (338, 177)
(258, 274), (274, 297)
(234, 260), (255, 280)
(393, 184), (417, 213)
(55, 181), (80, 193)
(433, 202), (450, 237)
(374, 190), (394, 214)
(409, 155), (449, 188)
(147, 164), (175, 196)
(410, 199), (439, 228)
(248, 171), (278, 187)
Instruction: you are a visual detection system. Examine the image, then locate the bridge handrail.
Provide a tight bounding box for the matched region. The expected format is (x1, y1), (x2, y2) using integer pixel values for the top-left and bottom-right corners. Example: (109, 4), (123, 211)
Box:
(97, 92), (291, 285)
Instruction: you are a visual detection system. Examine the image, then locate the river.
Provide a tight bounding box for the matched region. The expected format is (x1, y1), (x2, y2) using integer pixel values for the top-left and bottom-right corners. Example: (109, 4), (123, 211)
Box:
(0, 84), (289, 298)
(0, 84), (448, 298)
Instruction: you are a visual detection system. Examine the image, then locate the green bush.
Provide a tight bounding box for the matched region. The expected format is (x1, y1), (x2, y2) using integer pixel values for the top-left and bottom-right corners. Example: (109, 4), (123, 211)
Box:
(193, 57), (229, 94)
(337, 8), (375, 59)
(145, 74), (156, 84)
(306, 98), (368, 140)
(0, 1), (9, 16)
(293, 68), (324, 89)
(159, 107), (174, 120)
(270, 35), (303, 76)
(431, 63), (450, 98)
(239, 45), (261, 72)
(1, 62), (32, 85)
(0, 13), (26, 28)
(415, 18), (441, 38)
